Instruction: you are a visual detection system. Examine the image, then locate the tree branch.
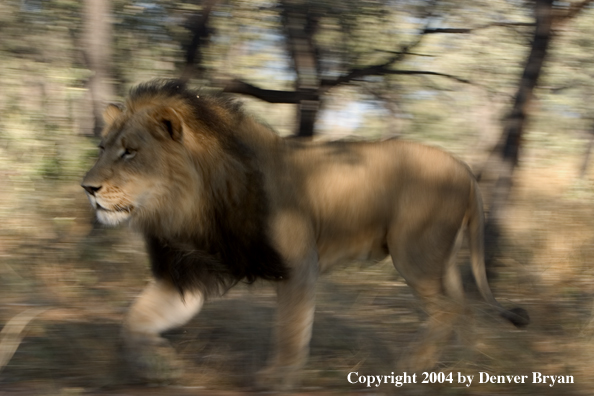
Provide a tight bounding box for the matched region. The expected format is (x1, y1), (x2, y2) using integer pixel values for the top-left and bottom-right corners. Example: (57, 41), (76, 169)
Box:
(321, 67), (472, 88)
(375, 50), (436, 58)
(423, 22), (535, 34)
(321, 1), (446, 89)
(558, 0), (594, 21)
(322, 33), (428, 87)
(223, 69), (471, 105)
(222, 79), (317, 103)
(382, 70), (472, 84)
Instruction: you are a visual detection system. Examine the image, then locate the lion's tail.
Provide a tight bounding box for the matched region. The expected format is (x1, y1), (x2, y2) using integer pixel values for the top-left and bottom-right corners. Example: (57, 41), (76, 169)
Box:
(467, 180), (530, 328)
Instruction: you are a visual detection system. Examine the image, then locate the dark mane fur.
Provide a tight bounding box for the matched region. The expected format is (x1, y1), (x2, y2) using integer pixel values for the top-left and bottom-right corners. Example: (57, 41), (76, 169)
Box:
(129, 79), (245, 131)
(131, 80), (289, 297)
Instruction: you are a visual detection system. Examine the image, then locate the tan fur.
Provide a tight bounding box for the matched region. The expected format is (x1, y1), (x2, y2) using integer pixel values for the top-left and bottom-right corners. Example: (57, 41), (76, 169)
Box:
(82, 81), (527, 389)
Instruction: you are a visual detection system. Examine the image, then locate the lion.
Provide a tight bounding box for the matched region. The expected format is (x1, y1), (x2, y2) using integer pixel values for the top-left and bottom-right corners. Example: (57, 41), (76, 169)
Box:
(82, 80), (529, 389)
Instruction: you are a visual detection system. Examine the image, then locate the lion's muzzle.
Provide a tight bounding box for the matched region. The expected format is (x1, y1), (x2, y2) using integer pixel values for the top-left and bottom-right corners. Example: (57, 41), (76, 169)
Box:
(81, 182), (134, 226)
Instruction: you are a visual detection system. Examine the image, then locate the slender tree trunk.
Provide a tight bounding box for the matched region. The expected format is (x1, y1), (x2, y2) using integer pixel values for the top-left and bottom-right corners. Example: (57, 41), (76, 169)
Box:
(484, 0), (554, 265)
(579, 123), (594, 179)
(82, 0), (116, 136)
(281, 1), (321, 137)
(180, 0), (218, 82)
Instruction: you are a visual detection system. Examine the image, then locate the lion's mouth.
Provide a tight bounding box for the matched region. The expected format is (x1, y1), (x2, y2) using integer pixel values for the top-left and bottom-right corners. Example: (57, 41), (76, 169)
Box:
(94, 202), (134, 226)
(97, 203), (134, 213)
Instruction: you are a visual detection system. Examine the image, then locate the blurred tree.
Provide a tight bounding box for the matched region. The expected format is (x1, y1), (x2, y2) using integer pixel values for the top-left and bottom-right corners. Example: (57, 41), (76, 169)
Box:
(279, 0), (321, 137)
(1, 0), (594, 215)
(483, 0), (593, 266)
(180, 0), (219, 82)
(544, 1), (594, 178)
(82, 0), (116, 136)
(482, 0), (555, 263)
(578, 121), (594, 179)
(204, 0), (547, 140)
(215, 0), (480, 137)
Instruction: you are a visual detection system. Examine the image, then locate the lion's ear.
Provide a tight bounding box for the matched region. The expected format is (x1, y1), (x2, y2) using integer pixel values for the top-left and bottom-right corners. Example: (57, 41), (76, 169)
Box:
(103, 104), (122, 125)
(153, 107), (183, 142)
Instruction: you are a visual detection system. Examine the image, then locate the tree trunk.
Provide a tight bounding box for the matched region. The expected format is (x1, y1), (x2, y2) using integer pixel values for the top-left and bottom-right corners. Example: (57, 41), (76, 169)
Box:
(82, 0), (116, 136)
(180, 0), (218, 82)
(579, 123), (594, 179)
(484, 0), (554, 266)
(281, 1), (321, 137)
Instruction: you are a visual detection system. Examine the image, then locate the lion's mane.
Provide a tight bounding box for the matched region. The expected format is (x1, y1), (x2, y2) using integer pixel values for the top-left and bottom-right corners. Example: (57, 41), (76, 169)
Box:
(124, 80), (289, 296)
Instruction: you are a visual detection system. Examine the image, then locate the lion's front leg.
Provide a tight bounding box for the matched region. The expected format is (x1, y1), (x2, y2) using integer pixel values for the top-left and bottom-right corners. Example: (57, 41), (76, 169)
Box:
(122, 279), (203, 382)
(258, 251), (318, 390)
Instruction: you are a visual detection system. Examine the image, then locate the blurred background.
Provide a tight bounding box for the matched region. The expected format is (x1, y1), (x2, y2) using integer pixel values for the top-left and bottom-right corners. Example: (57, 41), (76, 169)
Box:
(1, 0), (594, 394)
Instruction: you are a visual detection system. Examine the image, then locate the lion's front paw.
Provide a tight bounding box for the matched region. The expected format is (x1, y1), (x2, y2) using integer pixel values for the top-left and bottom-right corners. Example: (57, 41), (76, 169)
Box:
(122, 335), (184, 383)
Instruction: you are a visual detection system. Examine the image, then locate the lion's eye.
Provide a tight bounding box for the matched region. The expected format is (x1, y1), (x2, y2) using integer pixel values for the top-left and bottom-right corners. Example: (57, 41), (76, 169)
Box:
(121, 148), (136, 160)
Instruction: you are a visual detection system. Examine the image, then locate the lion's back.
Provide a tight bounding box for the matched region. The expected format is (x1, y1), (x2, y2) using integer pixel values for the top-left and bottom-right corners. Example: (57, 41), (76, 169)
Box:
(270, 139), (474, 269)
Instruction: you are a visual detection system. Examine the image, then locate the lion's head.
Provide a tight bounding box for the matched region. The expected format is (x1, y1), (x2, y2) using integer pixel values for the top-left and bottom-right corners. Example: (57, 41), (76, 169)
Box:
(82, 104), (200, 225)
(82, 80), (289, 292)
(81, 81), (246, 234)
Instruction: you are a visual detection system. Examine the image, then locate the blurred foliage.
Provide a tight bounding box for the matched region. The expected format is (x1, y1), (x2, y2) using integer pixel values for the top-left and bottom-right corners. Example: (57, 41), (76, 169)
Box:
(2, 0), (594, 394)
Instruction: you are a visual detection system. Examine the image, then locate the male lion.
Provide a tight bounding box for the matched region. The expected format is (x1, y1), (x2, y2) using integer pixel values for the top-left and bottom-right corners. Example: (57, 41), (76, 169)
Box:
(82, 80), (528, 389)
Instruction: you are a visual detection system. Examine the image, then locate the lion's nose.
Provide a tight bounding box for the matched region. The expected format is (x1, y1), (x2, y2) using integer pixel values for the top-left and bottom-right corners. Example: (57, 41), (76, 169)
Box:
(82, 184), (102, 196)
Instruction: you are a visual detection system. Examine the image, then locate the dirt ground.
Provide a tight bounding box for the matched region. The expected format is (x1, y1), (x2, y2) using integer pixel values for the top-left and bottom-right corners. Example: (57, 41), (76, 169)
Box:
(2, 156), (594, 395)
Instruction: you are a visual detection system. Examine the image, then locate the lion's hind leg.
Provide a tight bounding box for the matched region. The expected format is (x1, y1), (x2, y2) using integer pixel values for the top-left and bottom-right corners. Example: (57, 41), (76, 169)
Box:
(389, 221), (466, 372)
(122, 279), (203, 382)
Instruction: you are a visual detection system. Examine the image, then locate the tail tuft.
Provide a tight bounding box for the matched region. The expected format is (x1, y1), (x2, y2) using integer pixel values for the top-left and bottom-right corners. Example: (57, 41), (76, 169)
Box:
(501, 307), (530, 328)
